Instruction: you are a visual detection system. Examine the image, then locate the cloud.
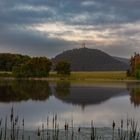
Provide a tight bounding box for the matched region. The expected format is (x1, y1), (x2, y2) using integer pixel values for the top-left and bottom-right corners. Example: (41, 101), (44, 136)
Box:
(81, 1), (97, 6)
(0, 0), (140, 58)
(0, 24), (78, 57)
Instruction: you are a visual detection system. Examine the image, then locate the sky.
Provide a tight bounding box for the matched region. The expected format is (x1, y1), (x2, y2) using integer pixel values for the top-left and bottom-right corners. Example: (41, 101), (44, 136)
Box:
(0, 0), (140, 58)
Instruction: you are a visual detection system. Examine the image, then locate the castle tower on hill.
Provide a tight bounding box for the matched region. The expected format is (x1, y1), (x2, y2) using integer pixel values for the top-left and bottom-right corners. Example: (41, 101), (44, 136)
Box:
(130, 52), (140, 76)
(81, 43), (86, 48)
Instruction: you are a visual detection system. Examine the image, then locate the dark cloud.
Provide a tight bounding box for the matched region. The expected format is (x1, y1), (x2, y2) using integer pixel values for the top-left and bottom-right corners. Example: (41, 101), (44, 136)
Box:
(0, 0), (140, 58)
(0, 25), (78, 57)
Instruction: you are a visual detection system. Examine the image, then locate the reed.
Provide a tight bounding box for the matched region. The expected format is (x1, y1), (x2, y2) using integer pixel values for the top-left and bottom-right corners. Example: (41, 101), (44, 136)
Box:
(0, 108), (140, 140)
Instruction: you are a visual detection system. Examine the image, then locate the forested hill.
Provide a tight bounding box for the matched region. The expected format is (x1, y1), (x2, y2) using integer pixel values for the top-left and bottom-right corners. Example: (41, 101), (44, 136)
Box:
(0, 53), (30, 71)
(52, 48), (129, 71)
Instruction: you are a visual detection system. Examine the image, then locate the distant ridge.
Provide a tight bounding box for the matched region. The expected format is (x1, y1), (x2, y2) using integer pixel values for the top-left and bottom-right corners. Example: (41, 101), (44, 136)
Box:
(52, 48), (129, 71)
(113, 56), (129, 65)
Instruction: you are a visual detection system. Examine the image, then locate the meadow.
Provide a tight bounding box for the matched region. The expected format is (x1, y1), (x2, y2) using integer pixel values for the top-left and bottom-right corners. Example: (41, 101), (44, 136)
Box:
(49, 71), (135, 82)
(0, 71), (136, 82)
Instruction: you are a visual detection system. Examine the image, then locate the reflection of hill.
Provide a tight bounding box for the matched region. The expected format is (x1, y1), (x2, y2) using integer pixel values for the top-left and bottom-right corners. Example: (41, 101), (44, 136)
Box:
(54, 85), (127, 107)
(127, 83), (140, 107)
(55, 81), (70, 98)
(0, 80), (51, 102)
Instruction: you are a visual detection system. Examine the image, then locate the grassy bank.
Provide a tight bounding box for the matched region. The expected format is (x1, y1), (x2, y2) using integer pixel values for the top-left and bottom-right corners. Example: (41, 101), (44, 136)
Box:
(70, 71), (127, 80)
(0, 71), (13, 77)
(0, 71), (136, 82)
(49, 71), (135, 81)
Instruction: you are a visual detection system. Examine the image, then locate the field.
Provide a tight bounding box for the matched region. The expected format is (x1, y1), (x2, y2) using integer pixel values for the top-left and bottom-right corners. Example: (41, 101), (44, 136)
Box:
(70, 71), (127, 80)
(49, 71), (134, 81)
(0, 71), (135, 81)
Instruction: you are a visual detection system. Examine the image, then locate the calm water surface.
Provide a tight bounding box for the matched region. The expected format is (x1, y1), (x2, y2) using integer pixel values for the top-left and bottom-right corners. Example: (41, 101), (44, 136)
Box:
(0, 80), (140, 130)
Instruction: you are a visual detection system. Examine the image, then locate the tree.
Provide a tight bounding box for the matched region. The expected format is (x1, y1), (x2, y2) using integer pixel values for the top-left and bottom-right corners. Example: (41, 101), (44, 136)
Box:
(0, 53), (31, 71)
(134, 63), (140, 79)
(12, 57), (52, 77)
(135, 69), (140, 79)
(55, 61), (71, 75)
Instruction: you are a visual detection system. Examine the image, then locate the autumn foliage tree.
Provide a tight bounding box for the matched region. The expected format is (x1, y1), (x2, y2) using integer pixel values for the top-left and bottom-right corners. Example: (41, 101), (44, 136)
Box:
(13, 57), (52, 77)
(55, 61), (71, 75)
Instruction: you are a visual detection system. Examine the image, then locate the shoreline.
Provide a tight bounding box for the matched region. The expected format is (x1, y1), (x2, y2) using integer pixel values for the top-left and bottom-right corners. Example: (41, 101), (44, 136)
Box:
(0, 71), (139, 83)
(0, 76), (139, 83)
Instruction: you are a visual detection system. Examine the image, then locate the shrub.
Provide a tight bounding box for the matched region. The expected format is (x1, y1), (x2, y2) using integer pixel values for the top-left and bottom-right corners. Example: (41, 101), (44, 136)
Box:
(126, 69), (131, 77)
(12, 57), (52, 77)
(55, 61), (71, 75)
(135, 69), (140, 79)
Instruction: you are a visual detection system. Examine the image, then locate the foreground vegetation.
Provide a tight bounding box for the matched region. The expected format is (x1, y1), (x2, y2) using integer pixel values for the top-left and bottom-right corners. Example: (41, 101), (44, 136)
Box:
(0, 108), (139, 140)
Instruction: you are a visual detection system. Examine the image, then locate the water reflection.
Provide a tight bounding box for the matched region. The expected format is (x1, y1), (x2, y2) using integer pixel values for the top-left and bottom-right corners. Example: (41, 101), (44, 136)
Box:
(55, 81), (70, 98)
(0, 80), (140, 129)
(54, 81), (127, 107)
(0, 80), (51, 102)
(127, 82), (140, 107)
(0, 80), (140, 108)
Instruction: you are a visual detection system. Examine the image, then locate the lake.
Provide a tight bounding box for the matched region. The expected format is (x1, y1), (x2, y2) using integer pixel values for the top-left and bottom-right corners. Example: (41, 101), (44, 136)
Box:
(0, 80), (140, 130)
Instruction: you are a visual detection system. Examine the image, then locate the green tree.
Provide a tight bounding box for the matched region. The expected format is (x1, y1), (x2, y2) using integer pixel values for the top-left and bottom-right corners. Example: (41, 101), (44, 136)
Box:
(13, 57), (52, 77)
(0, 53), (30, 71)
(135, 69), (140, 79)
(135, 63), (140, 79)
(55, 61), (71, 75)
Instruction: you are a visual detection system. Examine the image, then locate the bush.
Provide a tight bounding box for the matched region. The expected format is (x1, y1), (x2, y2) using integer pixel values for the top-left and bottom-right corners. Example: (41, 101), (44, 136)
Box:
(12, 57), (52, 77)
(55, 61), (71, 75)
(135, 69), (140, 79)
(0, 53), (30, 71)
(126, 69), (131, 77)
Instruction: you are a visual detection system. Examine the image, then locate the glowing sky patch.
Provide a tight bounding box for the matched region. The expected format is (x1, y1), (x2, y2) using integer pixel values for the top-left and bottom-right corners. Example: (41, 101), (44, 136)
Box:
(0, 0), (140, 57)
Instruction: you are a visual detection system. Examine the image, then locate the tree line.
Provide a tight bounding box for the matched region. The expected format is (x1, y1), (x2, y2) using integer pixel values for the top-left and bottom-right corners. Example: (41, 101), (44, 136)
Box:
(0, 53), (71, 77)
(0, 53), (30, 71)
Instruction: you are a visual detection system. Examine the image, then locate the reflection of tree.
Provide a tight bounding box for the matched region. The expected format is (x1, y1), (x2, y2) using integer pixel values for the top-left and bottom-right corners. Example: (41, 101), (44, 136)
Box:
(127, 83), (140, 107)
(0, 80), (51, 102)
(55, 81), (70, 98)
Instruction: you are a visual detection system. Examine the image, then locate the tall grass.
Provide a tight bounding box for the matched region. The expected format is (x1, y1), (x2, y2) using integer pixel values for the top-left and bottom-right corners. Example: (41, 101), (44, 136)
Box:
(0, 108), (140, 140)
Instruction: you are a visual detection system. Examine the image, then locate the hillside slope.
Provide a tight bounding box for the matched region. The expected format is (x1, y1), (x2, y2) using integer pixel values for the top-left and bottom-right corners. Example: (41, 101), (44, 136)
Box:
(52, 48), (129, 71)
(113, 56), (129, 65)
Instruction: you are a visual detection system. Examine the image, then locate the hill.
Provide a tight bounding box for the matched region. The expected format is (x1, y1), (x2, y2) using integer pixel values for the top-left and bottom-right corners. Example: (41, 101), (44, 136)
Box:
(52, 48), (129, 71)
(113, 56), (129, 65)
